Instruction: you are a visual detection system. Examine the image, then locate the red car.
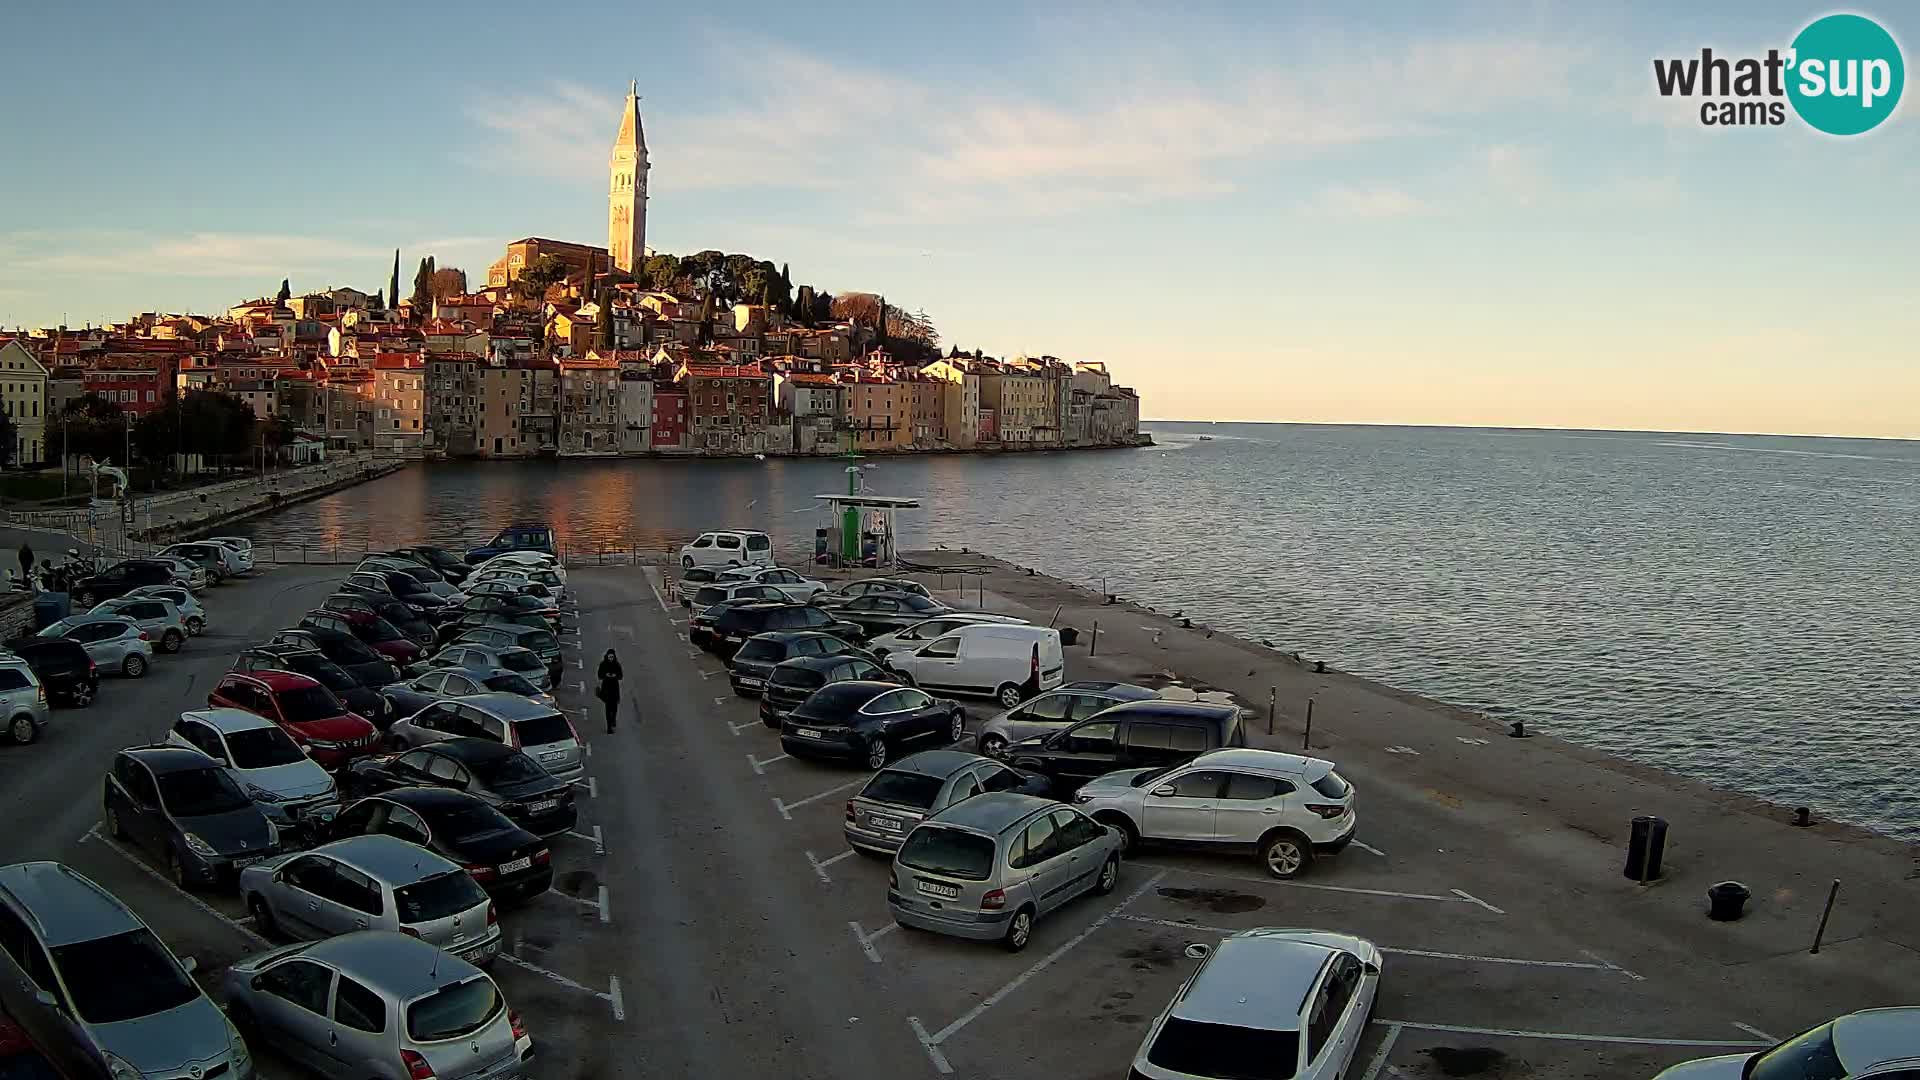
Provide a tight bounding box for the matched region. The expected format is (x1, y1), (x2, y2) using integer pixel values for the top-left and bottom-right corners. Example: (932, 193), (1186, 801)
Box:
(206, 671), (380, 768)
(299, 608), (421, 664)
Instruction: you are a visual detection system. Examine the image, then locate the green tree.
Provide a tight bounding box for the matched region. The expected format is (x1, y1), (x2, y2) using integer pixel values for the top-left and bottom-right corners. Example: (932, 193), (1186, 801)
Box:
(642, 253), (680, 290)
(597, 291), (614, 348)
(513, 255), (569, 302)
(411, 256), (436, 311)
(131, 399), (181, 475)
(48, 396), (127, 467)
(389, 249), (401, 309)
(794, 285), (816, 327)
(0, 409), (16, 467)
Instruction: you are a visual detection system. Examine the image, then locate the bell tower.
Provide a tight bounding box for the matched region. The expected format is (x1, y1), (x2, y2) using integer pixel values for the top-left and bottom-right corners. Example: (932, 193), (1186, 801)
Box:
(608, 81), (649, 275)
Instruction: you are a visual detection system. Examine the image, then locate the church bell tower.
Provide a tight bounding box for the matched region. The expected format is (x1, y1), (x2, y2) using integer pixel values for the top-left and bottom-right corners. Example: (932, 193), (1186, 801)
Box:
(608, 81), (649, 275)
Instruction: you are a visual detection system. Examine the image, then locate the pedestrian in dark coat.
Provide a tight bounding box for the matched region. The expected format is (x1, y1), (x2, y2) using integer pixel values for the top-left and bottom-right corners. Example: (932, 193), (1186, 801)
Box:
(16, 542), (33, 591)
(596, 650), (624, 734)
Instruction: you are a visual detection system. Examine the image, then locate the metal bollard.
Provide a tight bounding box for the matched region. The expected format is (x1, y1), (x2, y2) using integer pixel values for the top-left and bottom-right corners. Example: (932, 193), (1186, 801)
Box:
(1810, 880), (1840, 953)
(1089, 620), (1099, 656)
(1301, 696), (1313, 751)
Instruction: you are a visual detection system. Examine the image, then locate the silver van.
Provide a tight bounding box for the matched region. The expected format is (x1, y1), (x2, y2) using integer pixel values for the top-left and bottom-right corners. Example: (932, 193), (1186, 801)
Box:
(888, 792), (1123, 951)
(239, 834), (501, 968)
(387, 692), (583, 783)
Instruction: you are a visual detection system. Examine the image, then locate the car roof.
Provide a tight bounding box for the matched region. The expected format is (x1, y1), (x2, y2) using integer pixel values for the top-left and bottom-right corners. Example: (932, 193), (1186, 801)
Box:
(0, 863), (144, 946)
(1173, 932), (1335, 1031)
(1834, 1008), (1920, 1068)
(779, 655), (864, 672)
(456, 692), (560, 721)
(1186, 749), (1334, 779)
(313, 833), (458, 883)
(182, 708), (279, 735)
(1055, 683), (1157, 701)
(1091, 699), (1240, 723)
(120, 745), (222, 774)
(369, 786), (492, 813)
(56, 613), (136, 627)
(423, 737), (517, 764)
(889, 749), (988, 779)
(239, 670), (322, 692)
(294, 931), (484, 998)
(928, 791), (1054, 835)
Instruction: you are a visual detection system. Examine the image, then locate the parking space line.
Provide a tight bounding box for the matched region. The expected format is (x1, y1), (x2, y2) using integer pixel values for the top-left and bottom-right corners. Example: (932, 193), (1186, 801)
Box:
(1581, 948), (1645, 981)
(573, 776), (598, 798)
(848, 919), (896, 963)
(550, 891), (600, 911)
(773, 778), (866, 820)
(597, 885), (610, 924)
(922, 871), (1167, 1052)
(1167, 865), (1491, 908)
(728, 719), (762, 736)
(1351, 840), (1387, 857)
(648, 579), (671, 613)
(1360, 1023), (1402, 1080)
(807, 849), (853, 884)
(1449, 888), (1507, 915)
(608, 976), (625, 1021)
(1732, 1022), (1776, 1042)
(677, 633), (688, 643)
(749, 752), (790, 775)
(1372, 1019), (1771, 1048)
(572, 657), (583, 668)
(713, 696), (729, 707)
(495, 953), (624, 1022)
(686, 649), (702, 659)
(1111, 915), (1625, 975)
(909, 1017), (954, 1075)
(91, 826), (269, 948)
(697, 669), (721, 680)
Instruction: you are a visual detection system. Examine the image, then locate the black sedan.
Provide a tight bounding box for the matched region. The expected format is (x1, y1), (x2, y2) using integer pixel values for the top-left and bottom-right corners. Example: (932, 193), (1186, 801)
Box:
(830, 593), (956, 636)
(779, 680), (967, 770)
(323, 592), (436, 646)
(232, 644), (394, 728)
(269, 628), (400, 689)
(345, 738), (577, 837)
(811, 578), (933, 609)
(434, 610), (555, 649)
(325, 787), (553, 902)
(398, 546), (471, 583)
(379, 667), (555, 717)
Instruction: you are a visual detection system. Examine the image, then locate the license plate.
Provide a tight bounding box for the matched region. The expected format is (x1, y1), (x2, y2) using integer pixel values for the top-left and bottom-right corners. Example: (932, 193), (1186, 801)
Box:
(529, 799), (558, 812)
(499, 857), (532, 874)
(868, 814), (902, 832)
(916, 879), (960, 900)
(539, 750), (565, 762)
(232, 856), (263, 870)
(795, 728), (822, 739)
(460, 941), (496, 963)
(736, 677), (763, 688)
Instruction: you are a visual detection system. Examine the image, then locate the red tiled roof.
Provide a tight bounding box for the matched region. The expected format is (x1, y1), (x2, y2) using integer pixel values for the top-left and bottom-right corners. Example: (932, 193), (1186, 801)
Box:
(680, 364), (765, 380)
(785, 373), (840, 387)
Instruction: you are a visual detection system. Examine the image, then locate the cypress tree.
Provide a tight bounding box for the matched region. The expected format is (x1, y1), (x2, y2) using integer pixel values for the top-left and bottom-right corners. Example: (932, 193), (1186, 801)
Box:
(389, 249), (401, 309)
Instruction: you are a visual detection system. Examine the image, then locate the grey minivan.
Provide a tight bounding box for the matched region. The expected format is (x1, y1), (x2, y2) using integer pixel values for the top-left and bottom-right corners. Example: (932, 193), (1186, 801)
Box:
(0, 862), (253, 1080)
(240, 834), (501, 968)
(385, 693), (582, 784)
(888, 792), (1123, 952)
(103, 746), (278, 889)
(223, 931), (531, 1080)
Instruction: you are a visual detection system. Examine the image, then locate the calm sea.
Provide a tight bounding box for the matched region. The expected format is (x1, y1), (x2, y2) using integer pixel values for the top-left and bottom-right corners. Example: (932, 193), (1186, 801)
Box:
(234, 424), (1920, 841)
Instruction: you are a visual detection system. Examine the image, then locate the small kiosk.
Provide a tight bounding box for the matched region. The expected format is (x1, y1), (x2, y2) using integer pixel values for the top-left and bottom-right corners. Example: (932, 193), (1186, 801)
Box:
(814, 463), (920, 568)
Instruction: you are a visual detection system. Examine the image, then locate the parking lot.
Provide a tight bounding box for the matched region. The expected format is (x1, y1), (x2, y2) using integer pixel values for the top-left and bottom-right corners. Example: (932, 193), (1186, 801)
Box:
(1, 558), (1875, 1079)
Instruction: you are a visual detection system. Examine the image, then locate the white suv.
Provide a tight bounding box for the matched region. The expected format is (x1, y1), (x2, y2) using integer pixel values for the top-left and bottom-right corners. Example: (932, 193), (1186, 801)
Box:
(680, 530), (774, 569)
(1071, 748), (1357, 879)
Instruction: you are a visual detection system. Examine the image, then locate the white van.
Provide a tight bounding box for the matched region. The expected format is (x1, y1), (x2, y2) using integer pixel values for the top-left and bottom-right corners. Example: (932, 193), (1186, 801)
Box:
(680, 530), (775, 570)
(883, 624), (1065, 709)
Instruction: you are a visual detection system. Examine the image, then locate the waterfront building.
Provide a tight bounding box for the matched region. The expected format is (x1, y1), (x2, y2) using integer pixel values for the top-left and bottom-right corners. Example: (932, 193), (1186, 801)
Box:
(0, 340), (49, 464)
(919, 358), (980, 449)
(425, 352), (482, 452)
(845, 376), (910, 451)
(618, 367), (653, 453)
(651, 385), (689, 452)
(558, 355), (621, 454)
(676, 361), (770, 454)
(372, 353), (426, 456)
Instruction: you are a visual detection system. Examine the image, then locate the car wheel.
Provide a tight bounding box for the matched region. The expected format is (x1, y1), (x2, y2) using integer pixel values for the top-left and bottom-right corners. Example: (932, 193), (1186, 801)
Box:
(1260, 831), (1312, 880)
(864, 737), (889, 770)
(248, 895), (279, 940)
(161, 630), (183, 653)
(946, 710), (965, 745)
(978, 733), (1007, 759)
(1093, 855), (1119, 895)
(1096, 813), (1139, 856)
(894, 669), (917, 688)
(70, 682), (95, 708)
(186, 616), (204, 636)
(994, 683), (1024, 709)
(7, 714), (36, 745)
(73, 589), (93, 607)
(123, 654), (147, 678)
(1003, 906), (1035, 952)
(682, 556), (695, 569)
(168, 848), (190, 890)
(106, 806), (126, 839)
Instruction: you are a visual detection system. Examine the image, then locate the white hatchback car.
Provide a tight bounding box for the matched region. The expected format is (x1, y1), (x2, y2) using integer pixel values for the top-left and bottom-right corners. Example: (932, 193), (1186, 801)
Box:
(714, 565), (826, 602)
(1130, 929), (1381, 1080)
(680, 530), (774, 570)
(1072, 749), (1357, 879)
(1654, 1007), (1920, 1079)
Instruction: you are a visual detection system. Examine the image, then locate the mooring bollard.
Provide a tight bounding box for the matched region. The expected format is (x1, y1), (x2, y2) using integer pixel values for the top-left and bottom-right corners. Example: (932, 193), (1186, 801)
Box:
(1707, 881), (1751, 921)
(1793, 807), (1813, 827)
(1509, 719), (1527, 738)
(1810, 880), (1841, 953)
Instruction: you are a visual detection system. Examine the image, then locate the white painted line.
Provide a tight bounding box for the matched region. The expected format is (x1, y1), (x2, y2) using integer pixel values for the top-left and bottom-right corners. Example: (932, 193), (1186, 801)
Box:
(574, 680), (587, 694)
(849, 920), (892, 963)
(749, 752), (789, 775)
(92, 828), (269, 948)
(496, 952), (615, 1006)
(592, 824), (604, 855)
(1385, 745), (1420, 755)
(1112, 915), (1612, 974)
(806, 849), (853, 885)
(713, 696), (728, 707)
(927, 871), (1166, 1047)
(1457, 737), (1489, 746)
(1450, 888), (1507, 915)
(686, 649), (702, 659)
(1172, 865), (1480, 907)
(608, 976), (625, 1022)
(1732, 1022), (1776, 1043)
(1581, 949), (1645, 982)
(648, 579), (671, 613)
(677, 633), (688, 643)
(729, 719), (761, 736)
(909, 1016), (954, 1075)
(550, 891), (599, 911)
(583, 742), (592, 759)
(1372, 1019), (1770, 1048)
(564, 830), (597, 844)
(597, 885), (610, 924)
(697, 669), (721, 680)
(1360, 1023), (1402, 1080)
(773, 778), (866, 820)
(1352, 839), (1387, 857)
(571, 657), (583, 668)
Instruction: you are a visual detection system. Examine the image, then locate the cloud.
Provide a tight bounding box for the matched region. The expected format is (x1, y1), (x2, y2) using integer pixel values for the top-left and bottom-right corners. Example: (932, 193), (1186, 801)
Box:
(0, 230), (486, 283)
(1482, 143), (1549, 203)
(1313, 185), (1429, 219)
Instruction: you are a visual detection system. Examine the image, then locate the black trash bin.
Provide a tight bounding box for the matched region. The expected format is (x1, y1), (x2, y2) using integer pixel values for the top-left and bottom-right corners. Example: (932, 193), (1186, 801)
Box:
(32, 592), (70, 631)
(1707, 880), (1751, 921)
(1058, 626), (1080, 647)
(1624, 815), (1668, 881)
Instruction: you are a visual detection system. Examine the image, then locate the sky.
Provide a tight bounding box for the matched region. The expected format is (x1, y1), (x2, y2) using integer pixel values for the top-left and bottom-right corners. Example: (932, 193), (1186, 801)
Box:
(1, 1), (1915, 438)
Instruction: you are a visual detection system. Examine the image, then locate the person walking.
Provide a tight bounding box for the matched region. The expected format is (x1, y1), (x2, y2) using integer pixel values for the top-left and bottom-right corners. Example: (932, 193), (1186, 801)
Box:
(596, 649), (624, 734)
(16, 542), (34, 592)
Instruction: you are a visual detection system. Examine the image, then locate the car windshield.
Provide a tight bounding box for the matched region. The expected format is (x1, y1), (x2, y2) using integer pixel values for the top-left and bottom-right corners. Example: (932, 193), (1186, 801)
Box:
(860, 770), (944, 810)
(735, 640), (784, 662)
(426, 802), (517, 840)
(897, 826), (995, 881)
(496, 650), (543, 673)
(158, 767), (252, 816)
(225, 726), (307, 769)
(278, 686), (344, 723)
(483, 672), (542, 696)
(901, 595), (943, 612)
(517, 630), (556, 651)
(322, 636), (383, 664)
(395, 870), (488, 923)
(512, 713), (572, 745)
(50, 929), (200, 1025)
(1311, 771), (1351, 799)
(770, 666), (827, 690)
(285, 655), (358, 691)
(471, 752), (546, 786)
(366, 617), (405, 641)
(1747, 1024), (1846, 1080)
(407, 976), (503, 1042)
(1147, 1017), (1300, 1080)
(694, 587), (727, 606)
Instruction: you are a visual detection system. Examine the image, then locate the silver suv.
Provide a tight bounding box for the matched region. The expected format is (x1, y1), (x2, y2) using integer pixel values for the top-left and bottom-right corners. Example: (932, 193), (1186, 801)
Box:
(888, 792), (1123, 952)
(0, 656), (50, 745)
(0, 862), (253, 1080)
(1071, 749), (1358, 879)
(388, 693), (582, 783)
(89, 596), (189, 653)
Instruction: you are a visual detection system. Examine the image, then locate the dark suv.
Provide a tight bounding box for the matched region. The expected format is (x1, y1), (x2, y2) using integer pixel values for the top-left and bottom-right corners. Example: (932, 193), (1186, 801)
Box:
(759, 653), (895, 728)
(68, 561), (175, 606)
(5, 638), (97, 707)
(728, 631), (870, 696)
(710, 603), (864, 658)
(1006, 700), (1248, 790)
